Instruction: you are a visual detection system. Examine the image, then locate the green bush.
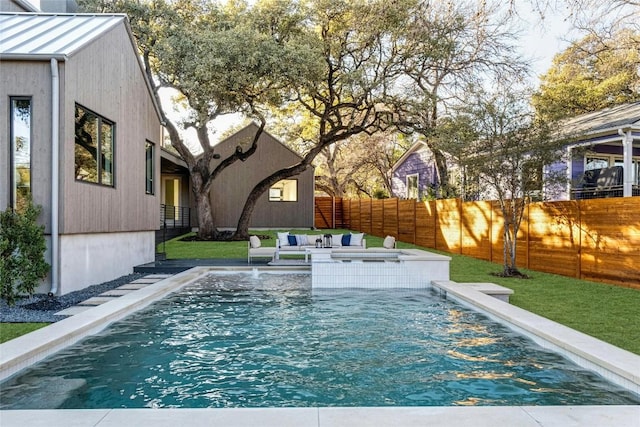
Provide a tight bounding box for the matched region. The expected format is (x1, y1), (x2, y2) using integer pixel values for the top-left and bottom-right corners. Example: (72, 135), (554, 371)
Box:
(0, 203), (50, 305)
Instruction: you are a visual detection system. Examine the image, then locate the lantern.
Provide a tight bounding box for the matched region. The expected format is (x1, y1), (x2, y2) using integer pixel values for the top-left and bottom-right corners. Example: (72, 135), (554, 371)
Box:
(323, 234), (332, 248)
(315, 237), (322, 248)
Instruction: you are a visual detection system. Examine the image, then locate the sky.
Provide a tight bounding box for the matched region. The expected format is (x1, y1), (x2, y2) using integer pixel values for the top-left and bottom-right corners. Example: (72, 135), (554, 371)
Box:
(513, 2), (576, 80)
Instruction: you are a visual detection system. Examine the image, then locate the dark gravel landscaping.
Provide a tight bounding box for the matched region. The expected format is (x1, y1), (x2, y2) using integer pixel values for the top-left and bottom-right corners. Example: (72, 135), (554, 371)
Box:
(0, 273), (146, 323)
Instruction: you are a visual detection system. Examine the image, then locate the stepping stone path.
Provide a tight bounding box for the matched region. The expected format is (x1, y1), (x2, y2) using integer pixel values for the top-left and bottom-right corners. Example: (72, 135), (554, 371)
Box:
(54, 274), (173, 316)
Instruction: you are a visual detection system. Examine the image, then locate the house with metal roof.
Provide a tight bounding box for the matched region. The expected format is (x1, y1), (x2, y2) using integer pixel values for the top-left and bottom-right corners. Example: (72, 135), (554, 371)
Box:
(0, 5), (163, 294)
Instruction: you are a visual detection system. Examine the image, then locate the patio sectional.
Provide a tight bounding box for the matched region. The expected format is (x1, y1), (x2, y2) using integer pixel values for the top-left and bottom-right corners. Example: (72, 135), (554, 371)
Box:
(275, 232), (366, 260)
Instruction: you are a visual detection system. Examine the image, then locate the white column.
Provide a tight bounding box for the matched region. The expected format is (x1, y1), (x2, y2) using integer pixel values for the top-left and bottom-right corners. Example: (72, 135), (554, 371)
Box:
(621, 129), (633, 197)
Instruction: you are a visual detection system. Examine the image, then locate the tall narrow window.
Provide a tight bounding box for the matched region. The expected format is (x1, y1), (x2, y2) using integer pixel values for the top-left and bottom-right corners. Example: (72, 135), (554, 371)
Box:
(11, 97), (32, 211)
(406, 173), (418, 200)
(269, 179), (297, 201)
(75, 104), (115, 186)
(145, 141), (154, 195)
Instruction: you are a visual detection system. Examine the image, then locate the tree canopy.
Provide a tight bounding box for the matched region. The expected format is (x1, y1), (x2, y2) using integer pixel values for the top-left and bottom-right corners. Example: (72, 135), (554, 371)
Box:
(532, 29), (640, 120)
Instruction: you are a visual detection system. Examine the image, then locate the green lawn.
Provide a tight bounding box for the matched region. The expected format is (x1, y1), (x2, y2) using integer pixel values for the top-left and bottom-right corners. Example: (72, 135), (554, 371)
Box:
(3, 229), (638, 355)
(0, 322), (48, 344)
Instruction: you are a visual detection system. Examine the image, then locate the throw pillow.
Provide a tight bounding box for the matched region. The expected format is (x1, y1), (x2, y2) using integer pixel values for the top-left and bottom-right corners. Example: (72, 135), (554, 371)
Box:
(350, 232), (364, 246)
(383, 235), (396, 249)
(287, 235), (298, 246)
(332, 234), (343, 246)
(249, 235), (261, 249)
(295, 234), (309, 246)
(277, 232), (290, 246)
(341, 234), (351, 246)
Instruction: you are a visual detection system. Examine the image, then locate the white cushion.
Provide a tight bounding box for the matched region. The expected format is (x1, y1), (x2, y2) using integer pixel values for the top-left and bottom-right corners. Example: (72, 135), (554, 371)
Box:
(350, 233), (364, 246)
(277, 232), (290, 246)
(332, 234), (343, 246)
(383, 235), (396, 249)
(249, 235), (261, 249)
(295, 234), (309, 246)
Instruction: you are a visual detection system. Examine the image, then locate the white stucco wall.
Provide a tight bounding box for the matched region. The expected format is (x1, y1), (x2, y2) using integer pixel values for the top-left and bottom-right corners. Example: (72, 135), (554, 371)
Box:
(55, 231), (155, 295)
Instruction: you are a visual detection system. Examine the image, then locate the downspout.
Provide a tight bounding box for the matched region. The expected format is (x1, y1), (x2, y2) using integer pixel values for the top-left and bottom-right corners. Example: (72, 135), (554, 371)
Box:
(49, 58), (60, 295)
(618, 128), (633, 197)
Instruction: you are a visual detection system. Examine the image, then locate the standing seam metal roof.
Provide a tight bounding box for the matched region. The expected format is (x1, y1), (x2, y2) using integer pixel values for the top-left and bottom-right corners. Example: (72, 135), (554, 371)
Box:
(0, 13), (126, 59)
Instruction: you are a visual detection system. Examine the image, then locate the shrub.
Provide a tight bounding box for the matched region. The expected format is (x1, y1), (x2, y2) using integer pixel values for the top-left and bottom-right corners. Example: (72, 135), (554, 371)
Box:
(0, 202), (50, 305)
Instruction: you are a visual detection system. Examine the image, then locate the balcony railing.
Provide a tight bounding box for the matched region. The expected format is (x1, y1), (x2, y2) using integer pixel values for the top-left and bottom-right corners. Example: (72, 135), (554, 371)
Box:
(160, 204), (191, 228)
(571, 185), (640, 200)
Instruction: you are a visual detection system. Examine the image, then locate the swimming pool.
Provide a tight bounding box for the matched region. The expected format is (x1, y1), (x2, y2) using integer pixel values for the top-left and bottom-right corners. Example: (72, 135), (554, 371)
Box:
(1, 272), (638, 409)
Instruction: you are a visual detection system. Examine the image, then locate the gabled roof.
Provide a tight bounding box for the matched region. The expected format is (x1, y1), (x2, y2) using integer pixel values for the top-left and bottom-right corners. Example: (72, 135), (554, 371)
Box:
(0, 12), (164, 122)
(0, 13), (125, 60)
(562, 101), (640, 139)
(390, 141), (427, 173)
(216, 122), (307, 162)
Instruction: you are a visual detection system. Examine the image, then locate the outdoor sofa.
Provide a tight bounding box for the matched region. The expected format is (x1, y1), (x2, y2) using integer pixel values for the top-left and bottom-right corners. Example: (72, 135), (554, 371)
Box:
(275, 232), (366, 260)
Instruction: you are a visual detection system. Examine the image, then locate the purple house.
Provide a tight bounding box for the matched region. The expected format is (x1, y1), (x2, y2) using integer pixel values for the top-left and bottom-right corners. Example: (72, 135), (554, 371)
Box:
(390, 142), (442, 200)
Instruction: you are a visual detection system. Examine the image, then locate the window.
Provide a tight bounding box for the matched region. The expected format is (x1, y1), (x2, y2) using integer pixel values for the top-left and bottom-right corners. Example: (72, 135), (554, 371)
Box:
(523, 161), (543, 193)
(585, 156), (608, 171)
(269, 179), (297, 201)
(10, 97), (31, 211)
(145, 141), (154, 195)
(406, 174), (418, 200)
(75, 104), (114, 186)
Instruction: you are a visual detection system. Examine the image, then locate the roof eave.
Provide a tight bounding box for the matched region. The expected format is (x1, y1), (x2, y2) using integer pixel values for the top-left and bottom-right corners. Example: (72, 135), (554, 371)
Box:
(390, 141), (427, 173)
(564, 123), (640, 146)
(0, 53), (67, 61)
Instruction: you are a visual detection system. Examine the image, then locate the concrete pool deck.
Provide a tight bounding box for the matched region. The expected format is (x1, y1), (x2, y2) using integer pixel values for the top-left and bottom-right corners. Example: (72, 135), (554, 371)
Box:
(1, 266), (639, 426)
(2, 405), (638, 426)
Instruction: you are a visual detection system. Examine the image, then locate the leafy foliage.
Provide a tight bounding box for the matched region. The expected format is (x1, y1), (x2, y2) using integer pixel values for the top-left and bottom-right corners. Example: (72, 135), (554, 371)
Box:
(447, 83), (567, 276)
(532, 29), (640, 120)
(0, 203), (50, 305)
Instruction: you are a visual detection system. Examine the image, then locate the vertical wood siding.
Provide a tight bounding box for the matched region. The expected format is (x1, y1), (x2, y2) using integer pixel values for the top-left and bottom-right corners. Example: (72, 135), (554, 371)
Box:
(208, 124), (314, 228)
(61, 23), (161, 234)
(315, 196), (640, 289)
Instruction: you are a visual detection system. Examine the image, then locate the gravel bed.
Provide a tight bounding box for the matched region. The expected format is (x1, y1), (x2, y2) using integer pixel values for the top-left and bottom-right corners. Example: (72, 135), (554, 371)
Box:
(0, 273), (147, 323)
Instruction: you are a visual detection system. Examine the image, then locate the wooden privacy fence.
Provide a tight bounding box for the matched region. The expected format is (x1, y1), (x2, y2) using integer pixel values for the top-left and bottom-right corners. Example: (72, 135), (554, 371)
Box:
(314, 196), (640, 289)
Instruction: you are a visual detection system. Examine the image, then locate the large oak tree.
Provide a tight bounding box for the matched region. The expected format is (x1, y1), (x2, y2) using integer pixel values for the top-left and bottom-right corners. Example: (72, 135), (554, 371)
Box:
(80, 0), (322, 239)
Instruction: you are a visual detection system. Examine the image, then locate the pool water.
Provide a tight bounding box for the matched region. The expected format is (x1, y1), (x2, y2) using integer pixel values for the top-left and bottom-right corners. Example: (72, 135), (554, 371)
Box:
(1, 273), (638, 409)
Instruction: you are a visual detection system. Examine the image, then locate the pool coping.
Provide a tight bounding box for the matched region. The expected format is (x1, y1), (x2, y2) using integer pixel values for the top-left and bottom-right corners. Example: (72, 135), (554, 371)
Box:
(430, 280), (640, 395)
(1, 267), (639, 427)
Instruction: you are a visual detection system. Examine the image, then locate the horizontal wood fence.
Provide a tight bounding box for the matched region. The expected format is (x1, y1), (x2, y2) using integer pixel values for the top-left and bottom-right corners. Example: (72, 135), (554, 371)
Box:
(315, 196), (640, 289)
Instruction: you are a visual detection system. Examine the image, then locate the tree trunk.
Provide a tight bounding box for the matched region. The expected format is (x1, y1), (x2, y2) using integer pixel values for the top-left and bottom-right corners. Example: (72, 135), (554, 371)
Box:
(194, 189), (217, 240)
(190, 167), (218, 240)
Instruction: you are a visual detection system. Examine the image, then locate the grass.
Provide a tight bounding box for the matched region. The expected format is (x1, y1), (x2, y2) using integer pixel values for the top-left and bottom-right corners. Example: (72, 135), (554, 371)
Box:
(0, 322), (48, 344)
(3, 228), (638, 355)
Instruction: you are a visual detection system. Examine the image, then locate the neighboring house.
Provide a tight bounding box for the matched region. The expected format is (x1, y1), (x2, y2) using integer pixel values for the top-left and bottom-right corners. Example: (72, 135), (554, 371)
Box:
(1, 7), (163, 294)
(548, 102), (640, 200)
(392, 103), (640, 202)
(160, 123), (315, 230)
(391, 142), (461, 200)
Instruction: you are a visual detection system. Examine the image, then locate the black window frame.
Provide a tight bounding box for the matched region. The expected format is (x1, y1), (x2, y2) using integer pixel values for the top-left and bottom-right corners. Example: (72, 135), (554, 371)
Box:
(74, 103), (115, 187)
(9, 96), (32, 210)
(145, 141), (155, 195)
